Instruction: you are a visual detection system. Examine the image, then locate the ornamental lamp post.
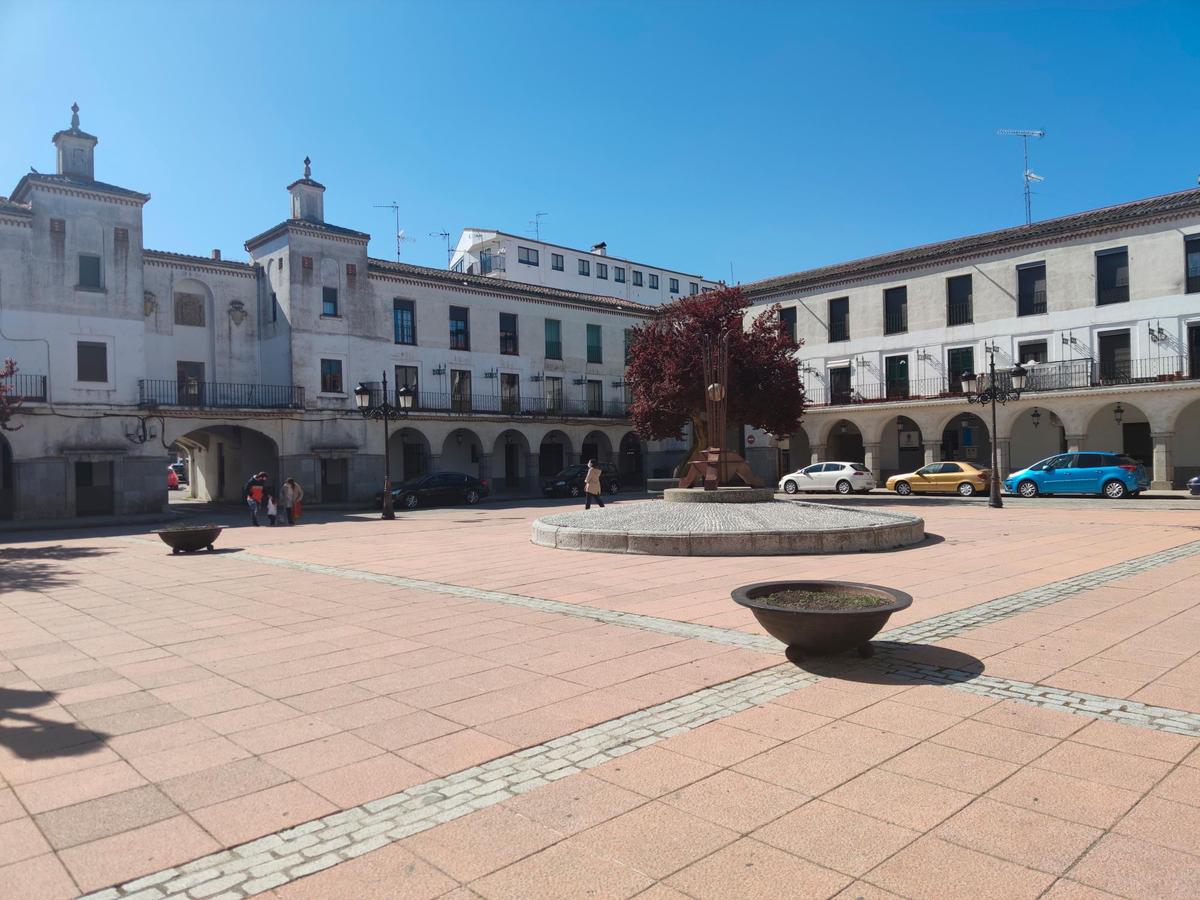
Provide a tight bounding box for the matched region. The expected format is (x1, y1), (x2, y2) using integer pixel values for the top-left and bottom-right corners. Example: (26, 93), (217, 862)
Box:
(961, 347), (1028, 509)
(356, 372), (414, 520)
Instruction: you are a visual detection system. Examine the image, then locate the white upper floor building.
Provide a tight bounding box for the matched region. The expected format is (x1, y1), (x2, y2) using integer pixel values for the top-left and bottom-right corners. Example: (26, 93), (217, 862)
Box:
(449, 229), (719, 305)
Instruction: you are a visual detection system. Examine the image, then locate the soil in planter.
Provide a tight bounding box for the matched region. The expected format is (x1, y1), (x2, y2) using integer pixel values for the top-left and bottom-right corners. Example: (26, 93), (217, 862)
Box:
(758, 590), (891, 611)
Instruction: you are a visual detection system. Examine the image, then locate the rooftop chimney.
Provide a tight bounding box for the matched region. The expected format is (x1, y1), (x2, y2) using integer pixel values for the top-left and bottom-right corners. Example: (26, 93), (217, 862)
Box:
(591, 241), (607, 257)
(52, 102), (98, 180)
(287, 156), (326, 223)
(211, 249), (221, 260)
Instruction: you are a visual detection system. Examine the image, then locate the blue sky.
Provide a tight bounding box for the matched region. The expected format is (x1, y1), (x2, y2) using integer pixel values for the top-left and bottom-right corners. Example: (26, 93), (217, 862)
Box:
(3, 1), (1198, 284)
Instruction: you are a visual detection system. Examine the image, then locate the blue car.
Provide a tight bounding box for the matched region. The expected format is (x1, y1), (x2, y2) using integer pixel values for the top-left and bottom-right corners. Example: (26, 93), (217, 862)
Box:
(1004, 452), (1149, 499)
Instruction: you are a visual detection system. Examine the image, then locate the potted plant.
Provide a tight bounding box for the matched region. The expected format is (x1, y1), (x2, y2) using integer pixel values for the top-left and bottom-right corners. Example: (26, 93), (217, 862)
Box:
(732, 580), (912, 657)
(154, 523), (224, 554)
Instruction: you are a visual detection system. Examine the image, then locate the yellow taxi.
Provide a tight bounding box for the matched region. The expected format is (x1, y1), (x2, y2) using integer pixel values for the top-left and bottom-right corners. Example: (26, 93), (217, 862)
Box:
(885, 461), (990, 497)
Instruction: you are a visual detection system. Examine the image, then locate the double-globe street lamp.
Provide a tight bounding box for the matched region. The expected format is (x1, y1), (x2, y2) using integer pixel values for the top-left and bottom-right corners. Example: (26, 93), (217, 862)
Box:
(355, 372), (414, 520)
(960, 344), (1028, 509)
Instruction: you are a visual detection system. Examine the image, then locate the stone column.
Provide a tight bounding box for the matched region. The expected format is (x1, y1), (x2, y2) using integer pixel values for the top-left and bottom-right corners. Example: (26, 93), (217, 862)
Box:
(1150, 432), (1175, 490)
(1065, 434), (1085, 453)
(923, 441), (941, 465)
(429, 453), (443, 475)
(478, 453), (492, 483)
(995, 438), (1011, 479)
(862, 442), (881, 476)
(525, 452), (541, 494)
(810, 444), (825, 465)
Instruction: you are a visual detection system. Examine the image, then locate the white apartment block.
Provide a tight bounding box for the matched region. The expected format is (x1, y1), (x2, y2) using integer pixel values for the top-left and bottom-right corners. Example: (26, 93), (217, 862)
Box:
(449, 229), (719, 305)
(0, 108), (660, 522)
(741, 191), (1200, 490)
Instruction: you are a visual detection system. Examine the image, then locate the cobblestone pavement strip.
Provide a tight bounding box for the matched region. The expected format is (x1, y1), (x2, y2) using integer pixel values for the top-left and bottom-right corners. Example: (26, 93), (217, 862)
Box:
(74, 536), (1200, 899)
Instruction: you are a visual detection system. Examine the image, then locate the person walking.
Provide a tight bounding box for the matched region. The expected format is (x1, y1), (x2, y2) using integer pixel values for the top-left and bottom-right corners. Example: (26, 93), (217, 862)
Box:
(583, 459), (605, 510)
(243, 471), (267, 526)
(280, 477), (304, 526)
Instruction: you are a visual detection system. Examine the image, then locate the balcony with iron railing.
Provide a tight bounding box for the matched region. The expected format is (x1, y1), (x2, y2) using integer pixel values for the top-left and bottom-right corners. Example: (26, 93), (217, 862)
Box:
(7, 373), (47, 401)
(1018, 289), (1047, 316)
(139, 379), (305, 409)
(828, 318), (850, 343)
(947, 299), (973, 326)
(801, 355), (1191, 408)
(357, 385), (629, 420)
(883, 310), (908, 335)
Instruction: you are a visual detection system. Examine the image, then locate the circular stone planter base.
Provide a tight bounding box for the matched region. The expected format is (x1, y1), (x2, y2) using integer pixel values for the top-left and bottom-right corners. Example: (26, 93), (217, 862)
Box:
(663, 487), (776, 504)
(532, 500), (924, 556)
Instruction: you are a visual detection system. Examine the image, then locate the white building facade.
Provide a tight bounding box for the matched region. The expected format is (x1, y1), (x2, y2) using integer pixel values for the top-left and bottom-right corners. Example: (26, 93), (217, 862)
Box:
(449, 229), (719, 305)
(0, 110), (658, 521)
(742, 191), (1200, 490)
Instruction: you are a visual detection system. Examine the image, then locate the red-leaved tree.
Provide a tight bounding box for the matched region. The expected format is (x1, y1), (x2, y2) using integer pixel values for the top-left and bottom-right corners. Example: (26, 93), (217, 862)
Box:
(0, 358), (22, 431)
(625, 287), (804, 474)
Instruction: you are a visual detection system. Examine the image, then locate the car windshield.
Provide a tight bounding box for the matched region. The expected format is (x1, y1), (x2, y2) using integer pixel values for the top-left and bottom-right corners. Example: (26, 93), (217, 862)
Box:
(554, 466), (586, 479)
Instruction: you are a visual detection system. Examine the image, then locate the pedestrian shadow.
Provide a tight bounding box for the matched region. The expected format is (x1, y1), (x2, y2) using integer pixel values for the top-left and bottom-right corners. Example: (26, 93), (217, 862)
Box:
(786, 642), (984, 686)
(0, 545), (112, 594)
(0, 687), (109, 761)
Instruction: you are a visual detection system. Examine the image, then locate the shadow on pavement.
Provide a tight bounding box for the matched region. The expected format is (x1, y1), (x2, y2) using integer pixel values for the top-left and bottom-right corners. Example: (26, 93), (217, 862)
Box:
(786, 642), (985, 687)
(0, 687), (109, 761)
(0, 545), (113, 593)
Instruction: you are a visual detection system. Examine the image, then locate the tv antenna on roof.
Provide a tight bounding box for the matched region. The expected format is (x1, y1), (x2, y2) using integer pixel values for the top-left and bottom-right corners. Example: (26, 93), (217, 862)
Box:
(530, 212), (548, 241)
(997, 129), (1046, 225)
(373, 201), (405, 261)
(430, 230), (452, 264)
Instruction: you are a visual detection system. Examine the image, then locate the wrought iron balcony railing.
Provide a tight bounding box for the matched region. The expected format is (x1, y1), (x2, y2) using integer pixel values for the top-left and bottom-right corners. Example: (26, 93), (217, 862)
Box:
(8, 373), (47, 401)
(357, 386), (629, 420)
(139, 379), (304, 409)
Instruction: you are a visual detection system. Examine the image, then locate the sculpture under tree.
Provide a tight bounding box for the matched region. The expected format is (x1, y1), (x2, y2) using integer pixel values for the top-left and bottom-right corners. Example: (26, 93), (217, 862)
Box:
(678, 331), (762, 490)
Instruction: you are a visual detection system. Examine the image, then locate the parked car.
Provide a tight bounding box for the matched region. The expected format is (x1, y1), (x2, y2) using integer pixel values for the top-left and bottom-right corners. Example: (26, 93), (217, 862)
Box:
(375, 472), (489, 510)
(170, 461), (188, 485)
(542, 463), (620, 498)
(1004, 452), (1149, 499)
(1189, 475), (1200, 497)
(167, 466), (179, 490)
(778, 462), (876, 495)
(886, 461), (990, 497)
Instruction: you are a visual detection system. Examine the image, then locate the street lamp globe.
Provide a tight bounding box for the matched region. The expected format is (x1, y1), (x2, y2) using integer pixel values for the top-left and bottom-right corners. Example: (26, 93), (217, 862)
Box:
(354, 383), (372, 410)
(1010, 363), (1028, 392)
(397, 384), (414, 410)
(961, 372), (979, 394)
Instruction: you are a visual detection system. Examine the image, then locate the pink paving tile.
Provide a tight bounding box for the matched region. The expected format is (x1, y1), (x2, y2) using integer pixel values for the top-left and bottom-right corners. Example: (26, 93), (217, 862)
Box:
(34, 784), (179, 850)
(503, 773), (646, 836)
(352, 709), (464, 751)
(753, 799), (920, 877)
(0, 853), (79, 900)
(844, 699), (962, 739)
(867, 835), (1056, 900)
(396, 729), (517, 776)
(0, 744), (120, 786)
(886, 683), (1000, 717)
(404, 805), (563, 881)
(824, 768), (975, 831)
(720, 703), (833, 741)
(471, 841), (653, 900)
(879, 741), (1019, 794)
(661, 769), (808, 833)
(1070, 718), (1199, 763)
(971, 700), (1093, 738)
(0, 817), (52, 867)
(126, 735), (252, 782)
(986, 767), (1142, 829)
(197, 700), (304, 736)
(565, 800), (738, 880)
(191, 781), (336, 846)
(105, 719), (221, 759)
(1032, 741), (1173, 792)
(932, 719), (1060, 764)
(936, 797), (1102, 873)
(655, 721), (780, 767)
(158, 757), (292, 811)
(792, 720), (920, 765)
(1038, 880), (1124, 899)
(12, 759), (148, 814)
(589, 746), (720, 798)
(666, 836), (852, 899)
(1069, 833), (1200, 899)
(58, 814), (220, 893)
(269, 842), (457, 900)
(302, 753), (431, 808)
(227, 714), (341, 755)
(734, 742), (873, 796)
(770, 682), (881, 717)
(1153, 764), (1200, 808)
(1113, 795), (1200, 856)
(0, 788), (23, 824)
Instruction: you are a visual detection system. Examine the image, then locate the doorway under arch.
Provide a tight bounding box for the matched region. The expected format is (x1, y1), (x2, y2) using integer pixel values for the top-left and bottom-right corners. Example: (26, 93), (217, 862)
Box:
(879, 415), (923, 478)
(539, 430), (573, 479)
(441, 428), (483, 478)
(177, 424), (280, 502)
(827, 420), (864, 463)
(1085, 401), (1152, 469)
(941, 412), (991, 468)
(493, 430), (533, 493)
(581, 430), (614, 465)
(388, 427), (432, 484)
(1010, 406), (1068, 470)
(618, 431), (645, 488)
(1174, 398), (1200, 487)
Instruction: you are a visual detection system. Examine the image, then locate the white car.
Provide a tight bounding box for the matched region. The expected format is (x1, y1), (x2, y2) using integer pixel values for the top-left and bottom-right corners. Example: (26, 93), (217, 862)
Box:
(778, 462), (876, 495)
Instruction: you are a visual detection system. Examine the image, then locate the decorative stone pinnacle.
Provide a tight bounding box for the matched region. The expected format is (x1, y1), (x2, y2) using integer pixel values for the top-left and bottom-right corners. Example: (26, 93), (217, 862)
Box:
(70, 102), (80, 130)
(303, 156), (311, 179)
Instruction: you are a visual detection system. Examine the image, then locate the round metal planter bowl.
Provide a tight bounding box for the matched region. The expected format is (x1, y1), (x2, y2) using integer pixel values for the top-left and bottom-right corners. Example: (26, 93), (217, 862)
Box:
(732, 580), (912, 657)
(155, 525), (224, 554)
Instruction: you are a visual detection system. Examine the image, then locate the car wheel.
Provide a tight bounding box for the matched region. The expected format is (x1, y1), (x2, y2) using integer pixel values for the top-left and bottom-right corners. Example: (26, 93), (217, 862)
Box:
(957, 482), (976, 497)
(568, 485), (581, 498)
(1103, 479), (1127, 500)
(1017, 480), (1039, 498)
(783, 480), (798, 495)
(836, 479), (852, 495)
(403, 493), (419, 510)
(608, 482), (619, 495)
(465, 489), (481, 504)
(894, 481), (912, 496)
